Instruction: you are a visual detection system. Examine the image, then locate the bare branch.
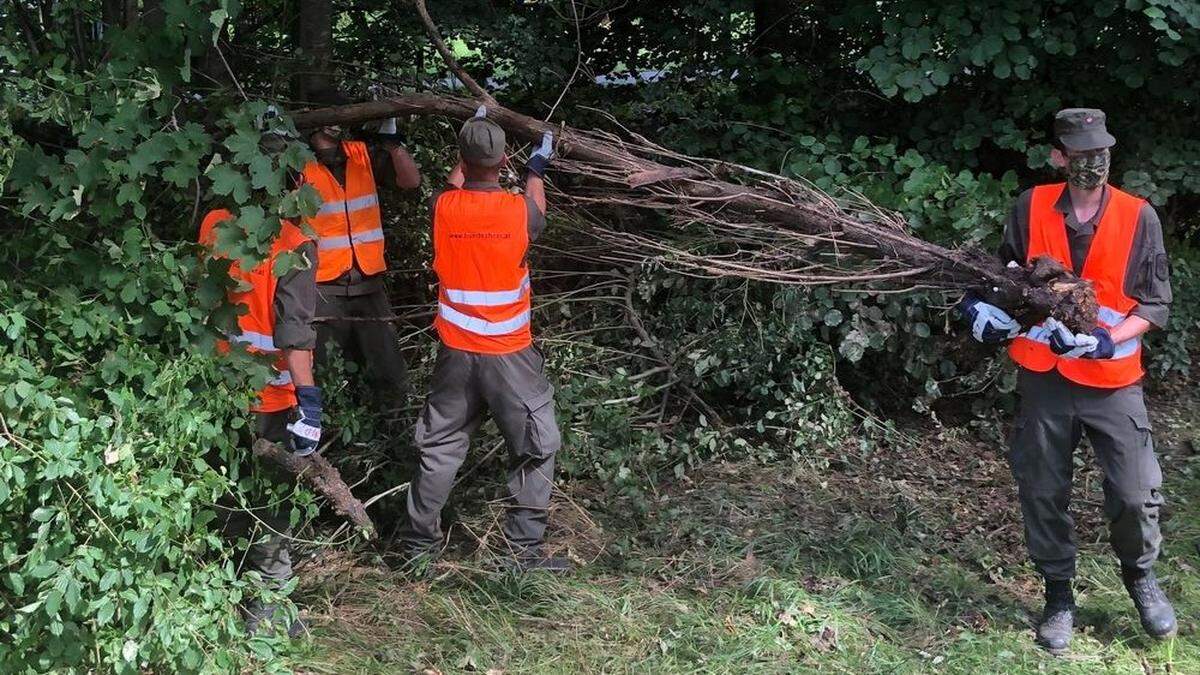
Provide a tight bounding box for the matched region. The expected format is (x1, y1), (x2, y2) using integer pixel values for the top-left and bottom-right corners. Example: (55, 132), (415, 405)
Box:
(407, 0), (497, 106)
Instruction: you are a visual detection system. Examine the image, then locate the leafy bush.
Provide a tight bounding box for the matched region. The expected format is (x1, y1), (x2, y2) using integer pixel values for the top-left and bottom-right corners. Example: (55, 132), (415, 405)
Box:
(0, 242), (298, 671)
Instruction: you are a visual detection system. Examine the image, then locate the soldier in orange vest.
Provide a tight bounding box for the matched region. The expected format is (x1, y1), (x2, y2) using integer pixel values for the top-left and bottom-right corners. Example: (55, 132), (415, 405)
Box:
(400, 107), (568, 572)
(301, 87), (421, 402)
(200, 208), (321, 637)
(958, 109), (1175, 652)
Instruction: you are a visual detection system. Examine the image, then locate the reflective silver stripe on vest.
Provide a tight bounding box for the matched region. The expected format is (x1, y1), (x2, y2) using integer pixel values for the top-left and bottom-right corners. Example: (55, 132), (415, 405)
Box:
(1112, 337), (1141, 358)
(444, 274), (531, 307)
(438, 303), (531, 336)
(351, 228), (384, 245)
(1097, 305), (1126, 327)
(230, 330), (277, 352)
(315, 193), (379, 217)
(269, 370), (293, 386)
(318, 227), (385, 251)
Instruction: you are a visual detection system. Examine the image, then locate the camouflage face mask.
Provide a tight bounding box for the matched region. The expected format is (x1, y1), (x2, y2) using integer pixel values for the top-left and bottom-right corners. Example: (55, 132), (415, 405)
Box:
(1066, 149), (1110, 189)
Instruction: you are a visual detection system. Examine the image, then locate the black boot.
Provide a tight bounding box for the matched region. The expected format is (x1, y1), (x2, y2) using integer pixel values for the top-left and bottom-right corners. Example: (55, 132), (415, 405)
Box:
(243, 600), (307, 639)
(1035, 579), (1075, 654)
(503, 547), (572, 574)
(1122, 567), (1177, 639)
(398, 545), (440, 580)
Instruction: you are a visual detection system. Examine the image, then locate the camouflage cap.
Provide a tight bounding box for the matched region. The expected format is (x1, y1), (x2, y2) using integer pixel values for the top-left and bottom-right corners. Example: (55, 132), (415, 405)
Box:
(458, 117), (506, 167)
(1054, 108), (1116, 152)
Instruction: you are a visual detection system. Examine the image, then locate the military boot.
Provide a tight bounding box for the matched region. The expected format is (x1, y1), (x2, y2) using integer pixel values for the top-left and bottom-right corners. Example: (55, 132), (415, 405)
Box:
(243, 600), (307, 639)
(1035, 579), (1075, 654)
(1122, 567), (1177, 640)
(502, 547), (572, 574)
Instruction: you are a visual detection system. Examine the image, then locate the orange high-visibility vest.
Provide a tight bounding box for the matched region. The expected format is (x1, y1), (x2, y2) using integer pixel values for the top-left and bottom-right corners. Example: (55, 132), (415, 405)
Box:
(432, 188), (533, 354)
(300, 141), (385, 282)
(200, 209), (313, 412)
(1008, 183), (1145, 389)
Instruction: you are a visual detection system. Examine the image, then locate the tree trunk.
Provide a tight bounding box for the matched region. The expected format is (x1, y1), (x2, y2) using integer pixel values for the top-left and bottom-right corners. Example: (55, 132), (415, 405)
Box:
(295, 0), (334, 102)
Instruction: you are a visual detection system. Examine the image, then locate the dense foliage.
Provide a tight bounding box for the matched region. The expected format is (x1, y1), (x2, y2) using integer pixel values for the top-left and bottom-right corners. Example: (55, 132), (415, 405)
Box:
(2, 0), (1197, 671)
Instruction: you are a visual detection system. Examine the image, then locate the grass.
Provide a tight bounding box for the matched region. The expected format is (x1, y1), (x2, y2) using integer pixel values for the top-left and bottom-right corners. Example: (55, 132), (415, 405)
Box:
(288, 390), (1200, 674)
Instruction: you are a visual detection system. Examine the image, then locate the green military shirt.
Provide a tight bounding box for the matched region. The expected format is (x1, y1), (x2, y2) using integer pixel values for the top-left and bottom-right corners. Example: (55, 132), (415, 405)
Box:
(273, 240), (318, 351)
(998, 186), (1172, 328)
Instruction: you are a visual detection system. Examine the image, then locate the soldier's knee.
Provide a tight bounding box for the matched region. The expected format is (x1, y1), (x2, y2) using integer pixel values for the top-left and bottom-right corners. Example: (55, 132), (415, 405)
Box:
(1105, 489), (1161, 522)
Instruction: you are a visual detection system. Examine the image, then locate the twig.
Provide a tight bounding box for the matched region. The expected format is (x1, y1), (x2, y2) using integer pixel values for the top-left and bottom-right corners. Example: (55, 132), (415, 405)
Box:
(407, 0), (496, 106)
(623, 271), (726, 428)
(543, 0), (583, 122)
(215, 42), (248, 101)
(251, 438), (376, 536)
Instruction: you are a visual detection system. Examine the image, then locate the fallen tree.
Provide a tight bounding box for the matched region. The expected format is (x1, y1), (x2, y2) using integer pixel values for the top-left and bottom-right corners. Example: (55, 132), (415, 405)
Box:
(284, 0), (1102, 335)
(292, 94), (1097, 333)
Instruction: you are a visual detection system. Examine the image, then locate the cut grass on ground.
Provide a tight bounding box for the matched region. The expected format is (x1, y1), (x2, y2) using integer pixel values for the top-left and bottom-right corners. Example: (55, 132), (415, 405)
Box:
(290, 390), (1200, 674)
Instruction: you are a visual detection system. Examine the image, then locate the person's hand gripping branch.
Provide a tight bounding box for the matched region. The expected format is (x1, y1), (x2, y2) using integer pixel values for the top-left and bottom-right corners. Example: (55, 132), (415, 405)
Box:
(957, 292), (1021, 344)
(525, 131), (554, 179)
(286, 386), (323, 456)
(1044, 318), (1115, 359)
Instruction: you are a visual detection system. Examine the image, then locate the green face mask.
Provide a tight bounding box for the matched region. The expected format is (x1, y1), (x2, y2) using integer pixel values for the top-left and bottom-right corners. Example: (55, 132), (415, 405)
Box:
(1066, 149), (1110, 189)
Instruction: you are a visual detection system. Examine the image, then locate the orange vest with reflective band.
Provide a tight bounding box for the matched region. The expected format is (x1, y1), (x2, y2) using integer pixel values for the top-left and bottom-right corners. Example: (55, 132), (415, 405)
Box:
(200, 209), (312, 412)
(300, 141), (385, 282)
(432, 188), (532, 354)
(1007, 183), (1145, 389)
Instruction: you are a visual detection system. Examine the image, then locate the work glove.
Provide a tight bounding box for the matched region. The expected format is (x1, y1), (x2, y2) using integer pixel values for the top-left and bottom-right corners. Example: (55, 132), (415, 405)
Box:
(525, 131), (554, 179)
(373, 116), (404, 146)
(286, 386), (322, 457)
(256, 105), (289, 153)
(956, 292), (1020, 344)
(1044, 318), (1115, 359)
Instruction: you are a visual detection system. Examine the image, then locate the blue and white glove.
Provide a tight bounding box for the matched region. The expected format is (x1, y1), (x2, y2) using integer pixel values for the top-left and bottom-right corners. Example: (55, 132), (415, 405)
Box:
(1044, 318), (1115, 359)
(525, 131), (554, 179)
(474, 105), (487, 119)
(286, 386), (322, 457)
(957, 293), (1020, 344)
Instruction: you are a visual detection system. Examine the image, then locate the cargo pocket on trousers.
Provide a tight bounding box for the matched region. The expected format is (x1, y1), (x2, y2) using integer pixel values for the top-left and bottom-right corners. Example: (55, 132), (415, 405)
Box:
(521, 386), (562, 460)
(1129, 412), (1162, 491)
(1006, 416), (1049, 494)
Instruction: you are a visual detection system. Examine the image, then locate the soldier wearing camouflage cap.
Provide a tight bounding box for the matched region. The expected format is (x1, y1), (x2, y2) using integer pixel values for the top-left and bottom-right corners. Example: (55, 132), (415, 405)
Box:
(957, 108), (1175, 652)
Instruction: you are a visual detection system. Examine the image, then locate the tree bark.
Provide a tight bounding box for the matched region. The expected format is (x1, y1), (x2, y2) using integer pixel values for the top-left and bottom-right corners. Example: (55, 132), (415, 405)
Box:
(252, 439), (376, 536)
(295, 0), (335, 102)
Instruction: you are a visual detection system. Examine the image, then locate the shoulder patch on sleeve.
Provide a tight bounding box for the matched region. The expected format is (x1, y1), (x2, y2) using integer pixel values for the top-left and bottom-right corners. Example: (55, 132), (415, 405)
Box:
(1155, 253), (1170, 281)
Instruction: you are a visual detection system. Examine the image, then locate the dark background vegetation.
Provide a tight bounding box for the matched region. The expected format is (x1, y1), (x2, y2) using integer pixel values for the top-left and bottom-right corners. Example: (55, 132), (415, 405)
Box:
(1, 0), (1198, 671)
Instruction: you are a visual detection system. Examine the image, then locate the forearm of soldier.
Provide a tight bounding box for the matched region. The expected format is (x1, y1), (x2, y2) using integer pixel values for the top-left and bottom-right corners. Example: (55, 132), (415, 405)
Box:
(389, 146), (421, 189)
(1110, 315), (1153, 343)
(526, 174), (547, 214)
(283, 349), (316, 388)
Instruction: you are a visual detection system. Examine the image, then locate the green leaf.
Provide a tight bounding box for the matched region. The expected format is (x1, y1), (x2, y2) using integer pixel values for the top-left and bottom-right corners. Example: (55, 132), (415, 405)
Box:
(247, 154), (280, 192)
(207, 164), (250, 204)
(45, 589), (63, 615)
(163, 162), (199, 189)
